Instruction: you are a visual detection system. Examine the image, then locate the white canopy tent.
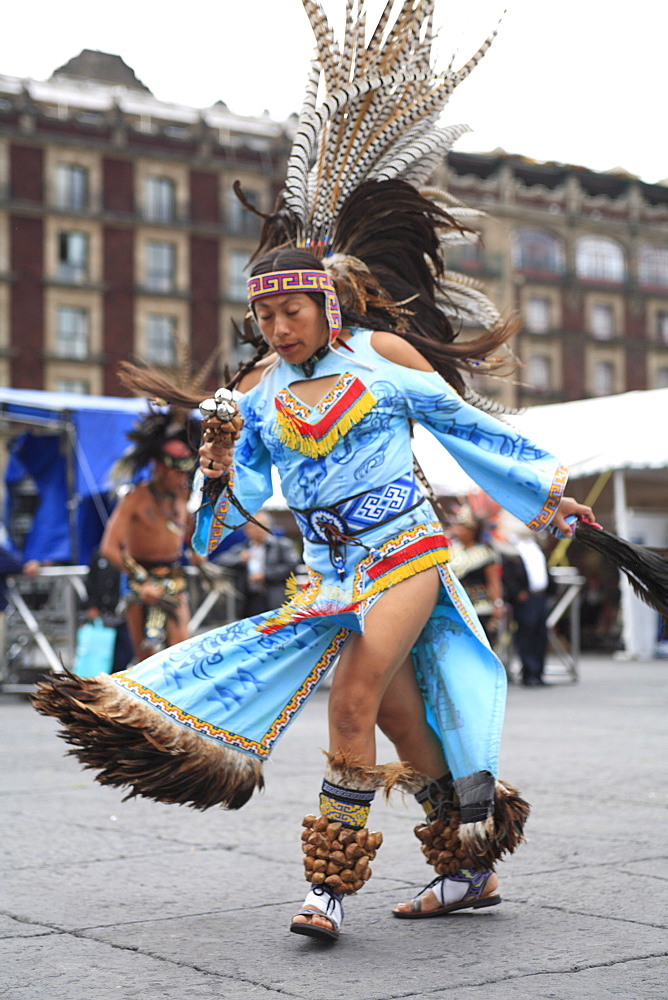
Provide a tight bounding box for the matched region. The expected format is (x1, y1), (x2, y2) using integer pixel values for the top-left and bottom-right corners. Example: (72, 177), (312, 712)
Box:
(267, 388), (668, 659)
(416, 388), (668, 660)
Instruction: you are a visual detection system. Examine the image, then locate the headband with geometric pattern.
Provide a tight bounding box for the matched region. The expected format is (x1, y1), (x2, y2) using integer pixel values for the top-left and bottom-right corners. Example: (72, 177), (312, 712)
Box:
(246, 269), (342, 342)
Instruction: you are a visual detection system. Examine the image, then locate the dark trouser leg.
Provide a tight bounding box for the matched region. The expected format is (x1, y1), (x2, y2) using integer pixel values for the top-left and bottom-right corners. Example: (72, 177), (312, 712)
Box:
(513, 593), (548, 683)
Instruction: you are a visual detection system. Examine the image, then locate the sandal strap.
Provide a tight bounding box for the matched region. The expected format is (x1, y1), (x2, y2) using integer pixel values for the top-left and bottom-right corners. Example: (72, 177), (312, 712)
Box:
(302, 885), (344, 932)
(416, 868), (493, 908)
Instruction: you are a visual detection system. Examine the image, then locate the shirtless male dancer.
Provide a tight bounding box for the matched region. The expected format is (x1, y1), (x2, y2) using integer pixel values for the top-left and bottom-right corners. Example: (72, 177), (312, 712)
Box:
(100, 438), (197, 661)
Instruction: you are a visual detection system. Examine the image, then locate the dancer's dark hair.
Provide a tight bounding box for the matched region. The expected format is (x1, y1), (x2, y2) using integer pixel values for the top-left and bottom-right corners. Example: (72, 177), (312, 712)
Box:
(244, 243), (516, 396)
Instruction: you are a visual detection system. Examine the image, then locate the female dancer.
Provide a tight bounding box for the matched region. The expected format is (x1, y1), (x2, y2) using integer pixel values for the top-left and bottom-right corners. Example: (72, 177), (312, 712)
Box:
(191, 247), (593, 940)
(33, 1), (601, 945)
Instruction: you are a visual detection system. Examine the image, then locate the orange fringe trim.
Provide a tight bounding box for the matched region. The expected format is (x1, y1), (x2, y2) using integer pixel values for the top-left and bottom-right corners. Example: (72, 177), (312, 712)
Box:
(257, 574), (356, 634)
(275, 390), (376, 458)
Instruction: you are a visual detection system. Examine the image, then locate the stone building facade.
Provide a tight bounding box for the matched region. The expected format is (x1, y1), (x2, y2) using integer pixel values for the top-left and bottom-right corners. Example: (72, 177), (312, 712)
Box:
(2, 52), (667, 407)
(438, 152), (668, 409)
(0, 51), (291, 396)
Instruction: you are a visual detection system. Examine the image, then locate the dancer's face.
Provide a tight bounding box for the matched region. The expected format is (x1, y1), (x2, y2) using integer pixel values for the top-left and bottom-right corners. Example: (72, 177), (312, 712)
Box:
(253, 293), (328, 364)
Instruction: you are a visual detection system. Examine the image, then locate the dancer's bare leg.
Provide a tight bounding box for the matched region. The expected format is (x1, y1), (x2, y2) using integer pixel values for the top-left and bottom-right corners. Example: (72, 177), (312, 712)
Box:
(293, 568), (442, 933)
(125, 604), (148, 661)
(377, 656), (447, 777)
(327, 567), (441, 763)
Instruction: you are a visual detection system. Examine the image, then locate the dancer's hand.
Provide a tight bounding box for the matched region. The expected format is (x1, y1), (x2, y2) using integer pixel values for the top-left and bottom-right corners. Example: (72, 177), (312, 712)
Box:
(552, 497), (595, 538)
(198, 390), (243, 479)
(199, 435), (234, 479)
(139, 581), (164, 606)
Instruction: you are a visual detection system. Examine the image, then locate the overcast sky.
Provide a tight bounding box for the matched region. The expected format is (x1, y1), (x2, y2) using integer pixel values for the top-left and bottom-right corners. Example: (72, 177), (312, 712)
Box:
(3, 0), (667, 184)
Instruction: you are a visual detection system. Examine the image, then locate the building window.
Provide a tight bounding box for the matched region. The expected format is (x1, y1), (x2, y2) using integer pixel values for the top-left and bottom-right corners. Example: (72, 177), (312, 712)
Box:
(448, 241), (483, 273)
(525, 296), (551, 333)
(228, 250), (250, 301)
(656, 311), (668, 343)
(638, 246), (668, 288)
(144, 177), (176, 222)
(55, 306), (89, 359)
(55, 377), (90, 394)
(57, 232), (89, 282)
(226, 187), (261, 236)
(576, 237), (625, 283)
(590, 303), (615, 339)
(145, 241), (176, 292)
(145, 314), (177, 365)
(593, 361), (615, 396)
(654, 367), (668, 389)
(54, 164), (88, 211)
(527, 355), (551, 392)
(512, 228), (564, 273)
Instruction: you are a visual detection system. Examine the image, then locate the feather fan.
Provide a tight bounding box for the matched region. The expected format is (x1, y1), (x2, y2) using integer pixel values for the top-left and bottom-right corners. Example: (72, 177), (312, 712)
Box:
(574, 522), (668, 622)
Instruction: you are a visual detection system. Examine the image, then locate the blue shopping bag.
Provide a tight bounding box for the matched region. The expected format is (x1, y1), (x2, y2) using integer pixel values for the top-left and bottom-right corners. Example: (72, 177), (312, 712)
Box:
(73, 618), (116, 677)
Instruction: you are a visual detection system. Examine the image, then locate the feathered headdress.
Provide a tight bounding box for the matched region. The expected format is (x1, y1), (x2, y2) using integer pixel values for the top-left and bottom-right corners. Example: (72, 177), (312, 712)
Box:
(110, 405), (201, 484)
(241, 0), (517, 395)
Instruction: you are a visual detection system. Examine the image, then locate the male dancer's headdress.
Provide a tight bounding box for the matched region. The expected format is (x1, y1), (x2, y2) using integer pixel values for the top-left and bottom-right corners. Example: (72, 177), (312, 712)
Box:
(111, 406), (201, 484)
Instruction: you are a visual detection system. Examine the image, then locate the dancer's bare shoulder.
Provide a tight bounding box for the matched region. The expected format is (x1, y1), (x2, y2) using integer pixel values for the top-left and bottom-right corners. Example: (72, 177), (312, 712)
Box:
(370, 331), (434, 371)
(236, 354), (278, 392)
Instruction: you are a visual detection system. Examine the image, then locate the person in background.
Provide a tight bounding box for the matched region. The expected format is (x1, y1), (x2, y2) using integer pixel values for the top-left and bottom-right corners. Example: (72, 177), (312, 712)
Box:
(0, 521), (23, 631)
(214, 510), (301, 619)
(22, 559), (47, 577)
(100, 410), (201, 661)
(447, 499), (505, 642)
(506, 524), (552, 687)
(83, 547), (133, 673)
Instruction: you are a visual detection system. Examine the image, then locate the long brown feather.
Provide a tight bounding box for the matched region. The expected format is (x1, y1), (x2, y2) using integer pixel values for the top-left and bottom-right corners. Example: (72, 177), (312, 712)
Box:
(575, 522), (668, 621)
(118, 362), (205, 410)
(32, 671), (264, 810)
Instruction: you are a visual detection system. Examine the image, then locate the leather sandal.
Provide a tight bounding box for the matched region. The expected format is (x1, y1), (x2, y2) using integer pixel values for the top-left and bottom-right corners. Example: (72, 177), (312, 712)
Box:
(392, 868), (500, 919)
(290, 884), (344, 942)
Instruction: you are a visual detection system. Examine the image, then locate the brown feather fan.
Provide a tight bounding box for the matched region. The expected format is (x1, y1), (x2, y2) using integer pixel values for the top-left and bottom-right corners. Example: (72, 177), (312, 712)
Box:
(574, 522), (668, 622)
(117, 360), (205, 411)
(31, 671), (264, 810)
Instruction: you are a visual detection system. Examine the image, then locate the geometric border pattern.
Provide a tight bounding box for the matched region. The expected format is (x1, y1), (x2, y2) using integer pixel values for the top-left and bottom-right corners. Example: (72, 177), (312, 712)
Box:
(527, 463), (568, 531)
(115, 626), (348, 758)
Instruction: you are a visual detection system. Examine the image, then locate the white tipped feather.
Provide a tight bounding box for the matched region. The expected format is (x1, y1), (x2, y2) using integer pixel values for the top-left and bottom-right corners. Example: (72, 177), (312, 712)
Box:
(287, 0), (500, 243)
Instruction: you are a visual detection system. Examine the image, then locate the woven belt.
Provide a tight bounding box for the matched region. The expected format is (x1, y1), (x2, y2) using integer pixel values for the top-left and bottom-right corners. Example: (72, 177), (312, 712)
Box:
(291, 474), (425, 577)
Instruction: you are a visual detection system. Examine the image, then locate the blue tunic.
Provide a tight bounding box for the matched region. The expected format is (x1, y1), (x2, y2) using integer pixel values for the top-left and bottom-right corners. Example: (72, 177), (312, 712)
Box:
(113, 330), (567, 786)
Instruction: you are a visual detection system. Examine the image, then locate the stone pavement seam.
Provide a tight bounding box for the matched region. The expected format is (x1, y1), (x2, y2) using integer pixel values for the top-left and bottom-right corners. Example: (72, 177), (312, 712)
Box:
(509, 900), (668, 930)
(10, 929), (307, 999)
(373, 953), (668, 1000)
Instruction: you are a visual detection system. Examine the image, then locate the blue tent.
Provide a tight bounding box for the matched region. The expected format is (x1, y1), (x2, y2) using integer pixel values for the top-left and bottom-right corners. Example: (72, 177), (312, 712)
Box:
(1, 388), (150, 565)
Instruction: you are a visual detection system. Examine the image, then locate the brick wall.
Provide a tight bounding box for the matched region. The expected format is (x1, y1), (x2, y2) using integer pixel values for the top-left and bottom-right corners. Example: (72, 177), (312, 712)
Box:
(190, 235), (220, 373)
(10, 216), (44, 387)
(103, 157), (134, 214)
(190, 171), (219, 224)
(10, 144), (43, 203)
(103, 227), (134, 394)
